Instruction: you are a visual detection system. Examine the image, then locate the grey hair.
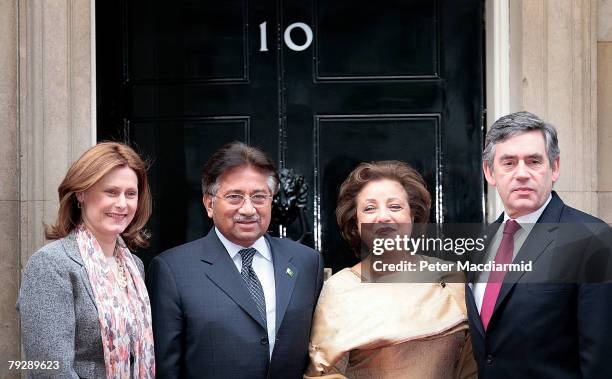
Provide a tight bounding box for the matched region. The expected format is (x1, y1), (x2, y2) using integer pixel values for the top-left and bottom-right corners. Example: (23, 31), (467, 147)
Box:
(483, 111), (560, 168)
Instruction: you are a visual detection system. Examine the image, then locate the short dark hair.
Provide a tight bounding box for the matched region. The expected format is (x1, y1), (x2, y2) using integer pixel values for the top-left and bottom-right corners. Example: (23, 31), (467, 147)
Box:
(483, 111), (560, 168)
(201, 142), (280, 195)
(336, 160), (431, 253)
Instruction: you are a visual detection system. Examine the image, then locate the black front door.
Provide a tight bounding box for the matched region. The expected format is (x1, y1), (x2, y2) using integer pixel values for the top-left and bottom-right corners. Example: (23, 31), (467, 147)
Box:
(97, 0), (485, 271)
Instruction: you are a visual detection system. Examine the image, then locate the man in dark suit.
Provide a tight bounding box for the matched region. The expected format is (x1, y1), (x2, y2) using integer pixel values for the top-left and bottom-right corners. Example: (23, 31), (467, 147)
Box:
(148, 142), (324, 378)
(467, 111), (612, 378)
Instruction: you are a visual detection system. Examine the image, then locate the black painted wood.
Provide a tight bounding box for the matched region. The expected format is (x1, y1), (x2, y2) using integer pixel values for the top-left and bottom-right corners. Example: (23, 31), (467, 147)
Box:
(96, 0), (484, 272)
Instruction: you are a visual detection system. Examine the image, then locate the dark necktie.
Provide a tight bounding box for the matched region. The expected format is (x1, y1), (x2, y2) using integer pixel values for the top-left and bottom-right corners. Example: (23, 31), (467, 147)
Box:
(238, 248), (267, 328)
(480, 219), (521, 331)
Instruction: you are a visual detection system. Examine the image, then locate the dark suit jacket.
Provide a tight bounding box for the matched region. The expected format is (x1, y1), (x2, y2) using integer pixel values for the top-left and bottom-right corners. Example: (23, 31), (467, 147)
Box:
(147, 229), (324, 379)
(466, 192), (612, 378)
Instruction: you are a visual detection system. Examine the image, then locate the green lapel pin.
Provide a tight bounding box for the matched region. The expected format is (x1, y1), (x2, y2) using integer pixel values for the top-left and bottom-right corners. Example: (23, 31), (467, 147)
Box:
(286, 267), (294, 277)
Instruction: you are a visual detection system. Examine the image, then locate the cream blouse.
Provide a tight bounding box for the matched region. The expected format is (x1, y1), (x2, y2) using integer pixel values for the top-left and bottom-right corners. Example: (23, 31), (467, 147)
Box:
(305, 268), (477, 379)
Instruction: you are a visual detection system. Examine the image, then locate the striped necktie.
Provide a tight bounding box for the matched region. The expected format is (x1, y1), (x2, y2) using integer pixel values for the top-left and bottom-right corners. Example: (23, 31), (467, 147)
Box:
(239, 248), (267, 328)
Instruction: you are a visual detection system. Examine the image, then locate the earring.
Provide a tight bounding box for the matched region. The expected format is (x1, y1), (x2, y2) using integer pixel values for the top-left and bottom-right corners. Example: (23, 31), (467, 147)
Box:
(77, 202), (82, 209)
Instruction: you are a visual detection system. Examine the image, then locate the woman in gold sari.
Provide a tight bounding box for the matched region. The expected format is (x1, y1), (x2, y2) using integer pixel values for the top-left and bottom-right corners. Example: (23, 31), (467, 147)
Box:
(305, 161), (476, 379)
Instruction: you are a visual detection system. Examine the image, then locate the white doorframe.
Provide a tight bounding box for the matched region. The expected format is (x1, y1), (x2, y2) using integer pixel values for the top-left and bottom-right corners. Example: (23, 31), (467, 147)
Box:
(485, 0), (509, 221)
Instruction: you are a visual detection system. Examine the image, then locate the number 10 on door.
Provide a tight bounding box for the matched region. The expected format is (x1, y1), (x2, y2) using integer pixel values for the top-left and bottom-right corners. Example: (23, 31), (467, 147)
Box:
(259, 22), (314, 52)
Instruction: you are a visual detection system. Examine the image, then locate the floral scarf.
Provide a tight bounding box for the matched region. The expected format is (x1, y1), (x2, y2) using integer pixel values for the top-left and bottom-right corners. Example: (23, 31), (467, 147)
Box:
(76, 225), (155, 378)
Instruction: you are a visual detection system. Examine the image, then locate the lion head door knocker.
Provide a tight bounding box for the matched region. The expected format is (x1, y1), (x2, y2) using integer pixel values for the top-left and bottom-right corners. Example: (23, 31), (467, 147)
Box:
(270, 168), (312, 245)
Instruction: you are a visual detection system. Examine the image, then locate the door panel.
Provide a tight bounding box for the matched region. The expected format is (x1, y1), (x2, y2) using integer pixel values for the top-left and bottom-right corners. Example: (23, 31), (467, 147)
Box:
(315, 0), (438, 79)
(130, 118), (250, 255)
(130, 0), (248, 82)
(316, 115), (440, 270)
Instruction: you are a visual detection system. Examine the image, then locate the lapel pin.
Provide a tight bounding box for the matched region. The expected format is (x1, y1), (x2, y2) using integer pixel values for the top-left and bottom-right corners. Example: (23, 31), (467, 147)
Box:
(286, 267), (294, 277)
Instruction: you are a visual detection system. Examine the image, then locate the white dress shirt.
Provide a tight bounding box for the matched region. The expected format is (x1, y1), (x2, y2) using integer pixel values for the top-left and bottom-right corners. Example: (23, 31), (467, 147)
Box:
(215, 227), (276, 358)
(473, 194), (552, 313)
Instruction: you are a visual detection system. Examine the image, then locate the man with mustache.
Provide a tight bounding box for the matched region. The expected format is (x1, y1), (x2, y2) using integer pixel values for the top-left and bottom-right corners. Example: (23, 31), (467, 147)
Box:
(148, 142), (324, 378)
(466, 111), (612, 378)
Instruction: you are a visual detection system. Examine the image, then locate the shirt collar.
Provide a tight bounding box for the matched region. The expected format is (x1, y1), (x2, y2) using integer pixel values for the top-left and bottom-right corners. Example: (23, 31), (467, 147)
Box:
(214, 227), (272, 262)
(503, 193), (552, 225)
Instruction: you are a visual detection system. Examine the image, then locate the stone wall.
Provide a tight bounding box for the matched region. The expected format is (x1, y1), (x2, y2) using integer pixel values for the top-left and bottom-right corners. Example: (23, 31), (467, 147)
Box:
(0, 0), (20, 375)
(598, 0), (612, 221)
(0, 1), (94, 377)
(509, 0), (599, 215)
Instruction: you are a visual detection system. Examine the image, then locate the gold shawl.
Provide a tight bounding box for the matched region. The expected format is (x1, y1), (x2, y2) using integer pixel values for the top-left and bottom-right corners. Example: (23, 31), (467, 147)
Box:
(305, 268), (476, 378)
